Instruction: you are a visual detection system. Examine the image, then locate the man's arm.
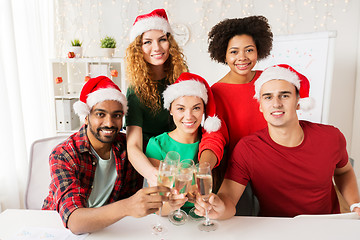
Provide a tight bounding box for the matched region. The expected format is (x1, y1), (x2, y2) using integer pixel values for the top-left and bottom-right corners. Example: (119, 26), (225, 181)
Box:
(334, 161), (360, 214)
(194, 179), (246, 219)
(67, 186), (169, 234)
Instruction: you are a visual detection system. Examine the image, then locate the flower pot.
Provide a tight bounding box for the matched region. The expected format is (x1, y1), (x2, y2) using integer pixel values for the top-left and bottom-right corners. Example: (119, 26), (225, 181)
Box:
(102, 48), (115, 58)
(69, 46), (82, 58)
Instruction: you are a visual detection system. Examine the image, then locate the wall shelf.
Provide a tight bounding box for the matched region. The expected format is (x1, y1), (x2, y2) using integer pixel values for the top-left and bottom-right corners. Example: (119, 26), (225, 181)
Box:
(50, 57), (126, 133)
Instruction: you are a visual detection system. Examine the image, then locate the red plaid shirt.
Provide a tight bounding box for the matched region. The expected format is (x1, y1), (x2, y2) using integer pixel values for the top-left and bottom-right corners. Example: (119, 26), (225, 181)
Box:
(42, 125), (143, 227)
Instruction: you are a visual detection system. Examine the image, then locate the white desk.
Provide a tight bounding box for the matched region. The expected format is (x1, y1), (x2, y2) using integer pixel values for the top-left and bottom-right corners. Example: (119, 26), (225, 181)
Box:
(0, 209), (359, 240)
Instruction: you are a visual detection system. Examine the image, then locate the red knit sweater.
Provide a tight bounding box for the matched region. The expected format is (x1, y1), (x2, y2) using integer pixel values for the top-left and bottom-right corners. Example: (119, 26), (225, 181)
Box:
(199, 71), (267, 165)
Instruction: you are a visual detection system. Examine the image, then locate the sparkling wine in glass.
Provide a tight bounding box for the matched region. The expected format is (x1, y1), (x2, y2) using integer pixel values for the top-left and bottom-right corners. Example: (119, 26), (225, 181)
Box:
(151, 157), (177, 235)
(196, 162), (218, 231)
(188, 164), (205, 221)
(168, 159), (194, 225)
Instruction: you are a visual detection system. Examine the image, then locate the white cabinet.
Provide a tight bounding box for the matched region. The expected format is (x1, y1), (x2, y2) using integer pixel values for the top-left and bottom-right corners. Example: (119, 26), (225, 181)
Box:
(50, 58), (126, 133)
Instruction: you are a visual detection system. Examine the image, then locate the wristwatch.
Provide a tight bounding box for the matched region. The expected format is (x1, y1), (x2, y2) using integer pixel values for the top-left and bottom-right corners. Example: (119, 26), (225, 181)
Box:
(350, 202), (360, 212)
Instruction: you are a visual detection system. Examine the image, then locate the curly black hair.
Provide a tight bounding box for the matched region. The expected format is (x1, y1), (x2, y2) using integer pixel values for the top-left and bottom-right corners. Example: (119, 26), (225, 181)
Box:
(208, 16), (273, 64)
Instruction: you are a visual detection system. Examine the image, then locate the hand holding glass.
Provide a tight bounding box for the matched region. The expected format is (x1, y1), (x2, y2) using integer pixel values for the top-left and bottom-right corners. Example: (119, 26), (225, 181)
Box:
(151, 152), (179, 235)
(168, 159), (194, 225)
(196, 162), (218, 231)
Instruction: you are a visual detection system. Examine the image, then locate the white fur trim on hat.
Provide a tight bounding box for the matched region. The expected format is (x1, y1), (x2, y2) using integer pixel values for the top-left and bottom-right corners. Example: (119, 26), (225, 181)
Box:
(203, 116), (221, 133)
(163, 80), (208, 110)
(298, 97), (315, 112)
(129, 17), (172, 42)
(254, 66), (300, 100)
(87, 88), (128, 113)
(73, 101), (91, 123)
(74, 88), (128, 122)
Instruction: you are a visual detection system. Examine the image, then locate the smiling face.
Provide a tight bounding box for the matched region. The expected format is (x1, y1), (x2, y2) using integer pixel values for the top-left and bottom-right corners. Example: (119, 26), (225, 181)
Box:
(170, 96), (204, 136)
(225, 34), (258, 78)
(85, 100), (124, 145)
(259, 79), (300, 129)
(141, 29), (170, 66)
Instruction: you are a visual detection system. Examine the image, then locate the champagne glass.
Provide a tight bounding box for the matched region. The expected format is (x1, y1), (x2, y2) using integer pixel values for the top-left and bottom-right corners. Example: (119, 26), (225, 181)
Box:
(196, 162), (218, 231)
(168, 159), (194, 225)
(151, 152), (179, 235)
(164, 151), (180, 163)
(188, 164), (205, 221)
(188, 204), (205, 221)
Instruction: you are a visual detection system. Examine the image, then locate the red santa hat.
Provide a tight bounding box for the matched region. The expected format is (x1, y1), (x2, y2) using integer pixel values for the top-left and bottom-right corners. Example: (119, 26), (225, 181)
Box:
(73, 76), (127, 122)
(129, 9), (172, 43)
(254, 64), (315, 111)
(163, 72), (221, 133)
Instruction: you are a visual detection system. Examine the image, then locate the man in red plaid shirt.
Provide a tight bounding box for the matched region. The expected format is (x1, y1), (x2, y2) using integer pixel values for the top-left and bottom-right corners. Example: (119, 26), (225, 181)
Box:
(42, 76), (169, 234)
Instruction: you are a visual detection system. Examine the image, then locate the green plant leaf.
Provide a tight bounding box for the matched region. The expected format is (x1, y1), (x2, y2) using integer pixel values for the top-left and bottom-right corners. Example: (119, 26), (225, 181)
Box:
(100, 36), (116, 48)
(71, 39), (82, 46)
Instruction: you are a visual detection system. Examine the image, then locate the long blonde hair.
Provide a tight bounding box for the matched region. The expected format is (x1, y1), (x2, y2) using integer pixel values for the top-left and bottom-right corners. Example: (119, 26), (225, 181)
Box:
(125, 33), (188, 113)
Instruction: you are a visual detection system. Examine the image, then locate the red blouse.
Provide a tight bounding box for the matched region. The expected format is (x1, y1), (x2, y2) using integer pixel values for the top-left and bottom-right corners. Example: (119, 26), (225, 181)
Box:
(199, 71), (267, 165)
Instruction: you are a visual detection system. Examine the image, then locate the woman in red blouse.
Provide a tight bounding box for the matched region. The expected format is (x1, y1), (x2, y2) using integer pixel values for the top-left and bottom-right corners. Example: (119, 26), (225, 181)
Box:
(198, 16), (273, 215)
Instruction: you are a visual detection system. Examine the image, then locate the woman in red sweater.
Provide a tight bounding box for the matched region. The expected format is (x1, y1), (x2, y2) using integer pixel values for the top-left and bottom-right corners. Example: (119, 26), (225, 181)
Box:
(198, 16), (273, 215)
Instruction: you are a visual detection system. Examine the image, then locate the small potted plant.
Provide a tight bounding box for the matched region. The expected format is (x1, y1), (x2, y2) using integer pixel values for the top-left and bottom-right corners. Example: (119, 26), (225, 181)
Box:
(70, 39), (83, 58)
(100, 36), (116, 58)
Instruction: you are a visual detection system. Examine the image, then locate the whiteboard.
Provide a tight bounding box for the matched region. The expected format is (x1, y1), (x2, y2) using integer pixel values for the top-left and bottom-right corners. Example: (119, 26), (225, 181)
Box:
(254, 31), (337, 124)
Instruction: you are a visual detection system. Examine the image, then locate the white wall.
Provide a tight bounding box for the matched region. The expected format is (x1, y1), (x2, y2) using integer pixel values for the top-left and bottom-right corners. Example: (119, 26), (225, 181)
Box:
(55, 0), (360, 176)
(352, 19), (360, 177)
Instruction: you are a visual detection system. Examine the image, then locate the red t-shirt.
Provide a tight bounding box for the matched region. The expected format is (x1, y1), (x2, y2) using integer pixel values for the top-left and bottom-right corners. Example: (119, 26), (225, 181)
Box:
(199, 71), (267, 164)
(226, 121), (348, 217)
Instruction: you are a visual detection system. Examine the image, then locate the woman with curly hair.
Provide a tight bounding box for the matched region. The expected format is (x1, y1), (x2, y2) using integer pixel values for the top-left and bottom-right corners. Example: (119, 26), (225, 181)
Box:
(125, 9), (187, 186)
(198, 16), (273, 215)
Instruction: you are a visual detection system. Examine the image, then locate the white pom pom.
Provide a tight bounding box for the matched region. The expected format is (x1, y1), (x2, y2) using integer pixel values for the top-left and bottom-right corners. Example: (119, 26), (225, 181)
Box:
(203, 116), (221, 133)
(73, 101), (90, 123)
(299, 97), (315, 112)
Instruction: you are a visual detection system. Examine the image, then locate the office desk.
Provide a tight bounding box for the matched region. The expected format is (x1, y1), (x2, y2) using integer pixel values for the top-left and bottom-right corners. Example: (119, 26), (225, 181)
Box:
(0, 209), (359, 240)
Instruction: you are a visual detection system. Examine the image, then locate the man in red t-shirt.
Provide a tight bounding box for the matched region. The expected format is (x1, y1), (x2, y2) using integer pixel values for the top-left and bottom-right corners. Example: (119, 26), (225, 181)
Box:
(195, 64), (360, 218)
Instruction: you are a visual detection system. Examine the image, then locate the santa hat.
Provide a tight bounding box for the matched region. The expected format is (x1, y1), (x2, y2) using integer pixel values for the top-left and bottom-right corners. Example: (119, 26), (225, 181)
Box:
(163, 72), (221, 133)
(254, 64), (315, 111)
(129, 9), (172, 43)
(73, 76), (127, 122)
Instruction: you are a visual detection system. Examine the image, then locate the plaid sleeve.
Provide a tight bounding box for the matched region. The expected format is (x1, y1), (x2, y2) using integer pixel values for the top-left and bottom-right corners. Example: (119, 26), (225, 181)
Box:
(48, 148), (87, 227)
(111, 144), (143, 201)
(122, 151), (143, 198)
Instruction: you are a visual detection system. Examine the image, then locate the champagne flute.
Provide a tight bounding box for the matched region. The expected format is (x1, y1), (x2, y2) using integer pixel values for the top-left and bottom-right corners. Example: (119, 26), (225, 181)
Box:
(164, 151), (180, 163)
(151, 152), (179, 235)
(196, 162), (218, 231)
(188, 162), (205, 221)
(168, 159), (194, 225)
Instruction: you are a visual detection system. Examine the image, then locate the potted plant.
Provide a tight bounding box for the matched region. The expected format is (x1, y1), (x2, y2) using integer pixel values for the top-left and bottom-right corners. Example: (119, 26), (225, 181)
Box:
(70, 39), (83, 58)
(100, 36), (116, 58)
